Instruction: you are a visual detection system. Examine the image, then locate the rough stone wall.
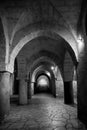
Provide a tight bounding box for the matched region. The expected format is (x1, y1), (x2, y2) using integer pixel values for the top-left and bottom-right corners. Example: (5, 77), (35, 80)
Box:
(55, 68), (64, 97)
(56, 80), (77, 98)
(0, 18), (6, 71)
(64, 51), (74, 81)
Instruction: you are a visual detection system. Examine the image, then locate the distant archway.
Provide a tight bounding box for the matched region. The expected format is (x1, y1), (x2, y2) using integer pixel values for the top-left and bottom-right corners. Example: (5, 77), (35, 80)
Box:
(36, 74), (50, 93)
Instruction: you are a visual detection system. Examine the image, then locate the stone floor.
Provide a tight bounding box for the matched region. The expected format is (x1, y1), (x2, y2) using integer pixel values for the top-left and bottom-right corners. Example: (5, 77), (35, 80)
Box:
(0, 93), (87, 130)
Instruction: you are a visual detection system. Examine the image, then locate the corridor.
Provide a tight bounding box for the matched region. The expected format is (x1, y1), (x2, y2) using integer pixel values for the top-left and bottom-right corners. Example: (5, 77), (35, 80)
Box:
(0, 94), (86, 130)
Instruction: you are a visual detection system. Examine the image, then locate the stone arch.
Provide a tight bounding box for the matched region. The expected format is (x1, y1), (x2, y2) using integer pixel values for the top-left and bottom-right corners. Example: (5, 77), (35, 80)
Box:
(26, 50), (64, 77)
(11, 25), (78, 57)
(17, 48), (64, 79)
(34, 72), (51, 93)
(27, 56), (55, 75)
(31, 66), (52, 83)
(31, 65), (56, 96)
(10, 0), (72, 46)
(7, 29), (78, 73)
(26, 51), (64, 97)
(31, 64), (63, 97)
(30, 59), (64, 83)
(36, 74), (50, 87)
(1, 0), (78, 72)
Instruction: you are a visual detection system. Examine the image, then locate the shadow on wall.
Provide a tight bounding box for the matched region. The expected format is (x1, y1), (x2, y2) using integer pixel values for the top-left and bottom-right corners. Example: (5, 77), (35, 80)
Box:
(55, 80), (77, 98)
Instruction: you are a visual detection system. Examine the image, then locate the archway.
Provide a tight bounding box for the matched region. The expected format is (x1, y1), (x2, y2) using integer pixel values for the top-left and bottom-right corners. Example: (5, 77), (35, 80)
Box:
(35, 74), (51, 93)
(26, 50), (64, 79)
(7, 28), (78, 73)
(30, 65), (56, 98)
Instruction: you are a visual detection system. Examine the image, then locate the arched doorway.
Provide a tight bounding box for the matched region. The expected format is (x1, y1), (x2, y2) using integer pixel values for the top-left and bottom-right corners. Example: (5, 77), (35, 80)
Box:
(35, 74), (50, 93)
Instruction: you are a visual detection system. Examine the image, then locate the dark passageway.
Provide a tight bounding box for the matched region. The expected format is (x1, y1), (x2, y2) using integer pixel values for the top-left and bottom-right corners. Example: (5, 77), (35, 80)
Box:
(35, 74), (51, 94)
(36, 75), (50, 93)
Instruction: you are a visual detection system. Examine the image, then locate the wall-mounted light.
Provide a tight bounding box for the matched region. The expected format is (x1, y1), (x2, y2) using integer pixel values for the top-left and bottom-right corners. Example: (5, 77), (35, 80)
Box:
(51, 66), (55, 70)
(77, 34), (84, 54)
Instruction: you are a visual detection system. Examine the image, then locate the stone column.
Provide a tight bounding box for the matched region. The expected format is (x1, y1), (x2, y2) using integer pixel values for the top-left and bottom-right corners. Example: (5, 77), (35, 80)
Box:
(0, 72), (10, 122)
(51, 79), (56, 97)
(31, 82), (34, 96)
(34, 82), (37, 94)
(19, 79), (28, 105)
(64, 81), (74, 104)
(77, 42), (87, 126)
(10, 73), (14, 95)
(28, 82), (34, 99)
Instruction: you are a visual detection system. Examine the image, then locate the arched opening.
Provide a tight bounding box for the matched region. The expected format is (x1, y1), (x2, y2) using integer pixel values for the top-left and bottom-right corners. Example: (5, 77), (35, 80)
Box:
(30, 64), (56, 97)
(35, 74), (50, 93)
(8, 33), (77, 106)
(9, 34), (77, 106)
(7, 29), (78, 73)
(26, 50), (64, 81)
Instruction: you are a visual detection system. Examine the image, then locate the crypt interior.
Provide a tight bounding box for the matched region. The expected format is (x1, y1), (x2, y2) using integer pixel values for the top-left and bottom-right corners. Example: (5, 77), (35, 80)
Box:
(0, 0), (87, 129)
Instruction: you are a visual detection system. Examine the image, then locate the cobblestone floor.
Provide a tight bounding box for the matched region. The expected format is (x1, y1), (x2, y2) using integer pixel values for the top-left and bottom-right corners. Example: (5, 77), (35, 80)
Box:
(0, 93), (87, 130)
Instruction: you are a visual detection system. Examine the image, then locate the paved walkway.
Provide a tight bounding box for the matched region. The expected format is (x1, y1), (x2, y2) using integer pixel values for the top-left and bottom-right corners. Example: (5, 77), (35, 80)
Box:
(0, 93), (87, 130)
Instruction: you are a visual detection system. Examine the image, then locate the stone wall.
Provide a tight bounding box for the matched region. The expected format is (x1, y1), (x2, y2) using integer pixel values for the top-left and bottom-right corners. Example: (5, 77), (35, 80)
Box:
(0, 18), (6, 71)
(56, 80), (77, 98)
(64, 51), (74, 81)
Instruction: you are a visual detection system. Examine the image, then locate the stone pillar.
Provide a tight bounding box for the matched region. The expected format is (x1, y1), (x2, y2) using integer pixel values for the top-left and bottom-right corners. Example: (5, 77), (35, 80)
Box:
(53, 84), (56, 97)
(28, 84), (32, 99)
(28, 82), (34, 99)
(64, 81), (74, 104)
(19, 79), (28, 105)
(77, 44), (87, 126)
(0, 72), (10, 122)
(31, 82), (34, 96)
(52, 79), (56, 97)
(34, 82), (37, 94)
(10, 73), (14, 95)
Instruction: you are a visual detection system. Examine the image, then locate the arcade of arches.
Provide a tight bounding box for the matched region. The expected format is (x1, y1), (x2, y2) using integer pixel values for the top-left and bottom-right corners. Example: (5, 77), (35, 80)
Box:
(0, 0), (87, 129)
